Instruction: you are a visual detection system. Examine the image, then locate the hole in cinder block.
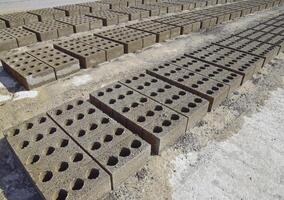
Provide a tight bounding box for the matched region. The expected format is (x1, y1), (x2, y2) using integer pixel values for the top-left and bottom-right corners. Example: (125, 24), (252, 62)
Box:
(122, 107), (130, 113)
(60, 139), (69, 147)
(39, 117), (47, 124)
(140, 97), (147, 103)
(35, 134), (43, 142)
(131, 140), (141, 148)
(146, 110), (155, 116)
(131, 102), (139, 108)
(58, 162), (69, 172)
(104, 135), (113, 142)
(137, 116), (146, 122)
(77, 100), (84, 105)
(115, 128), (124, 136)
(162, 120), (171, 127)
(41, 171), (53, 182)
(89, 123), (98, 130)
(154, 105), (163, 111)
(46, 147), (55, 155)
(26, 123), (33, 130)
(101, 117), (110, 124)
(53, 189), (68, 200)
(171, 114), (180, 121)
(91, 142), (101, 150)
(56, 109), (63, 115)
(181, 107), (190, 113)
(72, 153), (83, 162)
(119, 147), (131, 157)
(49, 127), (57, 134)
(153, 126), (163, 133)
(66, 104), (73, 110)
(13, 128), (20, 136)
(27, 154), (40, 164)
(88, 168), (99, 180)
(194, 98), (202, 103)
(107, 156), (118, 166)
(188, 102), (196, 108)
(88, 108), (96, 114)
(21, 140), (29, 149)
(72, 178), (84, 190)
(109, 99), (116, 104)
(65, 119), (73, 126)
(78, 129), (86, 137)
(77, 113), (84, 120)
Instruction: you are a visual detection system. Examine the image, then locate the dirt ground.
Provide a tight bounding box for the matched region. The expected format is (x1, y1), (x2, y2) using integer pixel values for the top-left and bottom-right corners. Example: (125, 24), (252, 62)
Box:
(0, 4), (283, 200)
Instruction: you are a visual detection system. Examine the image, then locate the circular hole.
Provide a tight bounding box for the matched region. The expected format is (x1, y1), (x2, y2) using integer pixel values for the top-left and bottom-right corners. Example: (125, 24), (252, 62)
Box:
(49, 127), (57, 134)
(115, 128), (124, 136)
(66, 105), (73, 110)
(217, 83), (224, 87)
(119, 147), (131, 157)
(106, 88), (113, 92)
(72, 178), (84, 190)
(118, 95), (125, 100)
(126, 91), (133, 95)
(26, 123), (33, 130)
(65, 119), (73, 126)
(91, 142), (101, 150)
(78, 129), (86, 137)
(101, 118), (109, 124)
(98, 92), (104, 96)
(35, 134), (43, 142)
(181, 107), (190, 113)
(212, 86), (219, 91)
(53, 189), (68, 200)
(39, 117), (47, 124)
(88, 168), (99, 179)
(140, 97), (147, 103)
(165, 99), (173, 104)
(41, 171), (53, 182)
(146, 110), (155, 116)
(56, 110), (62, 115)
(154, 105), (163, 111)
(194, 98), (202, 103)
(104, 135), (113, 142)
(122, 107), (130, 113)
(162, 120), (171, 127)
(137, 116), (146, 122)
(188, 103), (196, 108)
(171, 114), (180, 120)
(58, 162), (69, 172)
(72, 153), (83, 162)
(60, 139), (69, 147)
(107, 156), (118, 166)
(150, 92), (157, 96)
(109, 99), (116, 104)
(13, 129), (20, 136)
(131, 139), (142, 148)
(89, 123), (98, 130)
(46, 147), (55, 155)
(207, 90), (213, 95)
(88, 108), (95, 114)
(172, 95), (179, 100)
(153, 126), (163, 133)
(77, 113), (84, 120)
(131, 102), (139, 108)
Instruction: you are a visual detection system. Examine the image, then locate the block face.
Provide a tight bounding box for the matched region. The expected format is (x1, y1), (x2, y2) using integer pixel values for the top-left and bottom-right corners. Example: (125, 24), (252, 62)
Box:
(47, 98), (151, 189)
(184, 44), (265, 83)
(214, 36), (281, 64)
(28, 8), (66, 21)
(3, 27), (37, 47)
(4, 113), (111, 200)
(86, 10), (128, 26)
(94, 27), (155, 53)
(90, 83), (187, 155)
(53, 39), (106, 68)
(169, 55), (243, 94)
(146, 63), (230, 111)
(1, 52), (56, 89)
(56, 15), (103, 33)
(0, 12), (38, 28)
(0, 31), (18, 52)
(77, 34), (124, 60)
(27, 46), (80, 78)
(0, 19), (6, 29)
(119, 72), (209, 129)
(127, 21), (181, 42)
(54, 4), (90, 16)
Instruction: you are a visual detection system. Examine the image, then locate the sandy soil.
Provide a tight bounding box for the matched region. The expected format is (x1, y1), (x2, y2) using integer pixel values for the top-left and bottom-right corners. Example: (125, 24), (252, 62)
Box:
(0, 4), (283, 200)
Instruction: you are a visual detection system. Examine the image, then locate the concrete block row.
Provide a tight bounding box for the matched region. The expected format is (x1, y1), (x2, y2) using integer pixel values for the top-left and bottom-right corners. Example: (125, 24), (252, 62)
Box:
(47, 98), (150, 189)
(127, 20), (181, 42)
(146, 63), (230, 111)
(77, 2), (111, 12)
(0, 12), (39, 28)
(54, 4), (91, 17)
(23, 20), (74, 41)
(0, 19), (6, 29)
(90, 83), (188, 154)
(86, 10), (129, 26)
(130, 4), (165, 16)
(119, 72), (210, 129)
(161, 1), (196, 10)
(4, 113), (112, 200)
(109, 7), (150, 20)
(94, 27), (156, 53)
(56, 15), (103, 33)
(184, 44), (265, 83)
(28, 8), (66, 21)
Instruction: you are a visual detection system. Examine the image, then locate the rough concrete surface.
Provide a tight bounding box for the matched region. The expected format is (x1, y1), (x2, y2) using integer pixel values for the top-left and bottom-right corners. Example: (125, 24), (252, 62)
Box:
(0, 3), (284, 200)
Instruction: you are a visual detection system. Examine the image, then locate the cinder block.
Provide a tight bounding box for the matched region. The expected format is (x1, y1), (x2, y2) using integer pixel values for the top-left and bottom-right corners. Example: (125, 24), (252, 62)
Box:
(77, 2), (110, 12)
(154, 16), (201, 34)
(27, 46), (80, 78)
(47, 98), (151, 189)
(119, 72), (210, 129)
(56, 15), (103, 33)
(130, 5), (160, 16)
(0, 19), (6, 29)
(3, 27), (37, 47)
(23, 20), (74, 41)
(53, 39), (106, 68)
(154, 2), (182, 13)
(28, 8), (66, 21)
(195, 1), (207, 7)
(86, 10), (128, 26)
(110, 7), (148, 20)
(54, 4), (90, 16)
(0, 31), (18, 52)
(77, 34), (124, 60)
(185, 44), (265, 83)
(1, 52), (56, 89)
(90, 83), (187, 155)
(0, 12), (38, 27)
(94, 27), (156, 53)
(146, 63), (230, 111)
(127, 21), (181, 42)
(4, 113), (111, 199)
(169, 55), (243, 94)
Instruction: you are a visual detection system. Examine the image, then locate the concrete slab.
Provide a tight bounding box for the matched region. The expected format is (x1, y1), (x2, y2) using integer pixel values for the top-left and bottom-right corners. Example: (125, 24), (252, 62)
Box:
(127, 20), (181, 42)
(90, 83), (187, 155)
(27, 46), (80, 78)
(146, 63), (230, 112)
(3, 27), (37, 47)
(119, 72), (210, 129)
(47, 98), (151, 189)
(4, 113), (111, 200)
(53, 39), (106, 68)
(56, 15), (103, 33)
(1, 52), (56, 89)
(77, 34), (124, 61)
(169, 55), (243, 94)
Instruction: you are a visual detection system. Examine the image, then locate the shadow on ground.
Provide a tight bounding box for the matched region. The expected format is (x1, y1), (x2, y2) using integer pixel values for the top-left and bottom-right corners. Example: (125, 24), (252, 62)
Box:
(0, 138), (41, 200)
